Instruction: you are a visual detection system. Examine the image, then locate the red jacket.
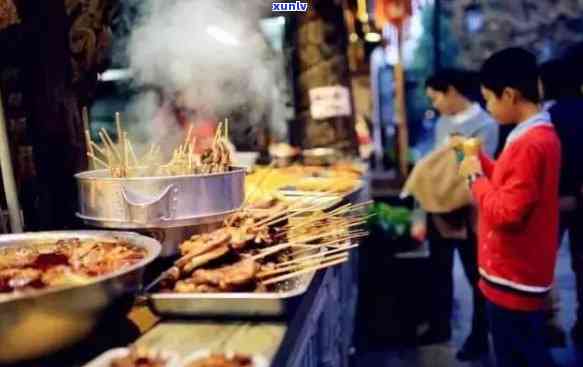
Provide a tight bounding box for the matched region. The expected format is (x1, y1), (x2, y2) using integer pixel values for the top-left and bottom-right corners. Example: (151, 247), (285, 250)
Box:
(472, 124), (561, 311)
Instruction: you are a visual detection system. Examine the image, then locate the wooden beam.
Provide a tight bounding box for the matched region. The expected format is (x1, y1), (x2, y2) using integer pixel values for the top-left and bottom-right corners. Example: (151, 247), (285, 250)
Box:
(292, 0), (359, 155)
(20, 1), (87, 229)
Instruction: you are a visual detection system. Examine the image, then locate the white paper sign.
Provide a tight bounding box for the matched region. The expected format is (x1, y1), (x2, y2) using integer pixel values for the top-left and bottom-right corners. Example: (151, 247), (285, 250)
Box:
(309, 86), (352, 119)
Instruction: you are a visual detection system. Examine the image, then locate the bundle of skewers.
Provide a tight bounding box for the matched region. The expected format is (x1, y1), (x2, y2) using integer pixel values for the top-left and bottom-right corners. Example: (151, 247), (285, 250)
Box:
(84, 110), (232, 178)
(156, 197), (372, 293)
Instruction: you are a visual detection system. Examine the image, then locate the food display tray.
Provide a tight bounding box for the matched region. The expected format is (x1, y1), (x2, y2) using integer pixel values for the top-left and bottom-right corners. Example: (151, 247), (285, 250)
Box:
(278, 179), (364, 205)
(146, 270), (315, 318)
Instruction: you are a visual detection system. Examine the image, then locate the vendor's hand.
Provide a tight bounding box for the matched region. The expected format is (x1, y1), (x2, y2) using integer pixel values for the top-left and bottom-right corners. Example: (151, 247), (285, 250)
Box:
(459, 156), (483, 180)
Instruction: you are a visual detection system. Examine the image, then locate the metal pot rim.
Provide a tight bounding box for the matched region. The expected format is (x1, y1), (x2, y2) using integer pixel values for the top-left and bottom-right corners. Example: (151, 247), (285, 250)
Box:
(0, 230), (161, 304)
(301, 147), (339, 157)
(74, 166), (246, 182)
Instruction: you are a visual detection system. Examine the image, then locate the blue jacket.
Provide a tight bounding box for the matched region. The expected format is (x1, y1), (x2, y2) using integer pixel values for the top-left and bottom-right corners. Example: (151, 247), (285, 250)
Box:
(548, 97), (583, 197)
(434, 103), (499, 157)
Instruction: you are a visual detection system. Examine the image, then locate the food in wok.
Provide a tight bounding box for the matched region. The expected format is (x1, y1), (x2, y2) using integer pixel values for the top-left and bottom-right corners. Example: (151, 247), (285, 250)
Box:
(109, 347), (172, 367)
(0, 238), (146, 296)
(185, 353), (254, 367)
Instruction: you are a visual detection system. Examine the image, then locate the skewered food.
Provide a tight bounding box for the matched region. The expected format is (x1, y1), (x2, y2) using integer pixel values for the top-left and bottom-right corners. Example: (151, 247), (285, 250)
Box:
(186, 353), (254, 367)
(0, 239), (146, 296)
(86, 116), (233, 178)
(182, 244), (232, 274)
(179, 230), (231, 257)
(157, 201), (371, 293)
(110, 347), (170, 367)
(174, 259), (258, 293)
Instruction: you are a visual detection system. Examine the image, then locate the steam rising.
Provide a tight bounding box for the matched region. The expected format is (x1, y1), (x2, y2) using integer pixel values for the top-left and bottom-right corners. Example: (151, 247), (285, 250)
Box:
(125, 0), (280, 148)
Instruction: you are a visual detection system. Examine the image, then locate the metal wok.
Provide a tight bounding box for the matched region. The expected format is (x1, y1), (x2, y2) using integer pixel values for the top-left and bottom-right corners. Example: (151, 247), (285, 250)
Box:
(0, 230), (161, 363)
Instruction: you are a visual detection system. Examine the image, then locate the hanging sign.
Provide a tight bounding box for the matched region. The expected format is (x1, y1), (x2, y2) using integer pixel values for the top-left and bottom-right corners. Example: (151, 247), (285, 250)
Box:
(309, 86), (352, 120)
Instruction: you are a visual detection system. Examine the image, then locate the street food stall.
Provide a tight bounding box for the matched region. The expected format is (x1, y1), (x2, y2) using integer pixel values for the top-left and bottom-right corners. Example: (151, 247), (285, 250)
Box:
(0, 1), (372, 366)
(0, 114), (368, 367)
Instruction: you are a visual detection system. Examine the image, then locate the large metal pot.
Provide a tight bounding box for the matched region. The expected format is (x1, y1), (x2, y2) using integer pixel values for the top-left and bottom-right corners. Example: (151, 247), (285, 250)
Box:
(75, 167), (246, 229)
(0, 231), (161, 363)
(301, 148), (341, 166)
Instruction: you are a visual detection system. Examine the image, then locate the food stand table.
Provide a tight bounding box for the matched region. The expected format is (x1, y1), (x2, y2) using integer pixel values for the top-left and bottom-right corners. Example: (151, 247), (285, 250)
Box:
(3, 257), (357, 367)
(136, 257), (357, 367)
(3, 166), (366, 367)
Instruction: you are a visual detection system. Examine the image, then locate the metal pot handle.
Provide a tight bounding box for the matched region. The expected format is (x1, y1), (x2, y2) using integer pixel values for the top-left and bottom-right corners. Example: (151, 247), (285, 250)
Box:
(121, 184), (175, 224)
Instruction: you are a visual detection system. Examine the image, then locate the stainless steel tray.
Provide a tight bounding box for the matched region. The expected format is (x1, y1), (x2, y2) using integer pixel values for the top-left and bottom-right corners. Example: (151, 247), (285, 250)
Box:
(342, 180), (365, 204)
(146, 270), (315, 318)
(276, 193), (343, 212)
(278, 179), (364, 206)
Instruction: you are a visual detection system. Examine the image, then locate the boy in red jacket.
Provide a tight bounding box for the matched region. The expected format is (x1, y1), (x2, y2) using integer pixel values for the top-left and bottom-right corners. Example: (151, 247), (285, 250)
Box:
(459, 48), (561, 367)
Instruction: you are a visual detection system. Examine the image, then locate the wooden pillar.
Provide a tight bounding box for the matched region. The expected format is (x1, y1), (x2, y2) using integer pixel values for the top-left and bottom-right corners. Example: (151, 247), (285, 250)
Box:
(394, 29), (409, 177)
(20, 1), (87, 229)
(292, 0), (359, 154)
(433, 0), (441, 72)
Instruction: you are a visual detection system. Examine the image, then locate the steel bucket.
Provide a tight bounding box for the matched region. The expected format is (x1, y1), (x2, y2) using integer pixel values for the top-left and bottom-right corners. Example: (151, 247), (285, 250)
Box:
(75, 167), (246, 229)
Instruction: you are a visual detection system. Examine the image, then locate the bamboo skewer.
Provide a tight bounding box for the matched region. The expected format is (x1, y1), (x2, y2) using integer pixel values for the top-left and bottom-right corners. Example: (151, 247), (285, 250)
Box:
(100, 129), (122, 162)
(278, 244), (357, 268)
(250, 243), (292, 261)
(123, 132), (129, 175)
(86, 114), (234, 178)
(292, 231), (368, 256)
(214, 122), (223, 144)
(147, 144), (155, 162)
(82, 107), (92, 165)
(278, 244), (359, 268)
(286, 215), (367, 235)
(249, 242), (316, 261)
(128, 139), (139, 166)
(85, 130), (94, 168)
(185, 124), (194, 146)
(254, 191), (339, 228)
(261, 257), (349, 286)
(257, 253), (349, 279)
(82, 107), (91, 130)
(98, 132), (111, 158)
(90, 141), (107, 156)
(288, 230), (367, 248)
(280, 210), (343, 232)
(115, 112), (123, 142)
(86, 153), (109, 169)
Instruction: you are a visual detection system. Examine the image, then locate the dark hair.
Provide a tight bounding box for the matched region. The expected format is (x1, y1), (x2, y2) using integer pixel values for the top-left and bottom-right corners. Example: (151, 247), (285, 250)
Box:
(539, 58), (581, 100)
(563, 41), (583, 94)
(480, 47), (540, 103)
(426, 68), (479, 100)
